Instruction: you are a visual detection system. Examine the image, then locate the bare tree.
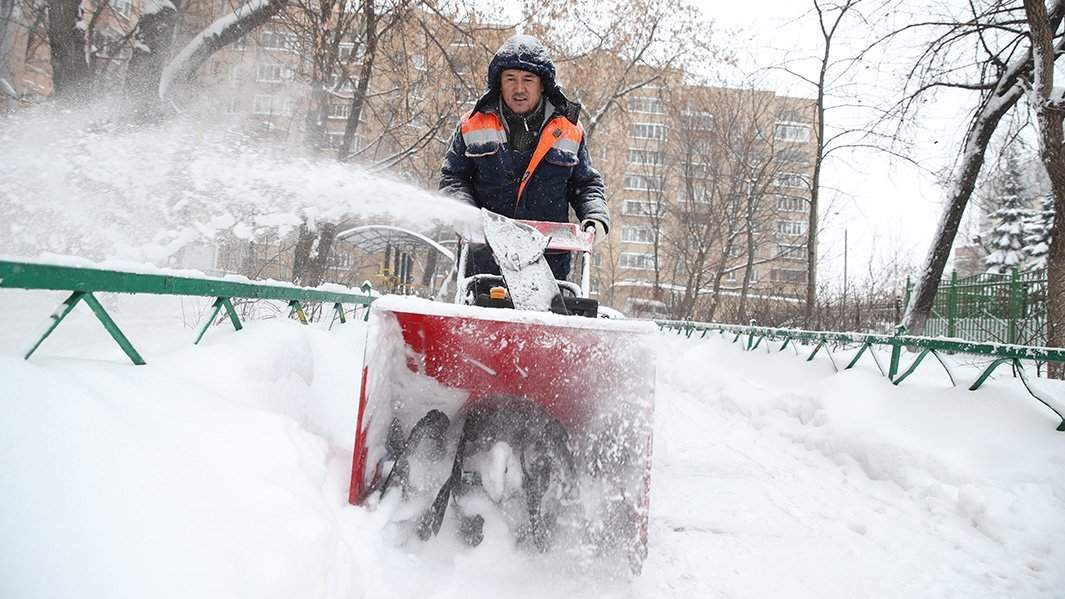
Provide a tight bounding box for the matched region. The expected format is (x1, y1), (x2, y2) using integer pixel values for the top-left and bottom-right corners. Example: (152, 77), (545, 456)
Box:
(528, 0), (726, 142)
(862, 1), (1065, 336)
(1021, 0), (1065, 368)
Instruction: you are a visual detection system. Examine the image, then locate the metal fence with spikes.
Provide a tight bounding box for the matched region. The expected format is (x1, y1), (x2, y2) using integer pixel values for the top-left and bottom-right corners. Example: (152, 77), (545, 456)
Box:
(656, 319), (1065, 432)
(0, 260), (376, 366)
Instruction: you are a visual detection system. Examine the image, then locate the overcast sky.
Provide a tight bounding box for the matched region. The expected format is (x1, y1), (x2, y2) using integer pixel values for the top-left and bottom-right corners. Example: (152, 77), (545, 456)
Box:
(698, 1), (958, 291)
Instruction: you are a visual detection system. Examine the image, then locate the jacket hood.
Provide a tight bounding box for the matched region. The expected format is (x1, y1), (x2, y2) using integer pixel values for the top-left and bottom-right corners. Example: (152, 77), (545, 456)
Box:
(473, 35), (581, 124)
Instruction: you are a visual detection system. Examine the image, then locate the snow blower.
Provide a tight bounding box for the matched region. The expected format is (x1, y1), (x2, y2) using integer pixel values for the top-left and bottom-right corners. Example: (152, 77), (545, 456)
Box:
(348, 210), (656, 573)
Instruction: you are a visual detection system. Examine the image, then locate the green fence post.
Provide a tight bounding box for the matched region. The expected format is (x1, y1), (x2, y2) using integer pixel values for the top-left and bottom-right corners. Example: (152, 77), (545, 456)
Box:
(220, 298), (243, 331)
(1008, 268), (1021, 345)
(948, 271), (958, 339)
(194, 297), (226, 345)
(25, 291), (85, 360)
(194, 297), (244, 345)
(81, 293), (146, 365)
(888, 325), (905, 382)
(289, 300), (309, 325)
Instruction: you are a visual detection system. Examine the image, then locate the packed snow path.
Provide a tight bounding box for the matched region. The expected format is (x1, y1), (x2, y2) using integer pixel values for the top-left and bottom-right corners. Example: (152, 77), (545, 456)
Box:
(2, 292), (1062, 598)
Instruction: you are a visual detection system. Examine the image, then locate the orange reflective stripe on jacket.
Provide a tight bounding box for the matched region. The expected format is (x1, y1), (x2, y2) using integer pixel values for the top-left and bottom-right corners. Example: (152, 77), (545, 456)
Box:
(461, 110), (584, 214)
(459, 111), (507, 154)
(514, 116), (584, 212)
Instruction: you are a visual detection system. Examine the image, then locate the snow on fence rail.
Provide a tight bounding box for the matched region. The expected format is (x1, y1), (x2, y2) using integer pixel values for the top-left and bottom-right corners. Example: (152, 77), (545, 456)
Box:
(0, 260), (375, 365)
(656, 319), (1065, 432)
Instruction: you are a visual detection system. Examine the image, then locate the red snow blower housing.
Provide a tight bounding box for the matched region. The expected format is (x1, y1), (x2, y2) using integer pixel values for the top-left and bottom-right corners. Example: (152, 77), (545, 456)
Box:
(348, 212), (656, 573)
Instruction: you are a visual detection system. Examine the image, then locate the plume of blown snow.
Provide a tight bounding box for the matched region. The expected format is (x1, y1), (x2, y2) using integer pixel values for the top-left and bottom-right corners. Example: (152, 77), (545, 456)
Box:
(0, 106), (480, 265)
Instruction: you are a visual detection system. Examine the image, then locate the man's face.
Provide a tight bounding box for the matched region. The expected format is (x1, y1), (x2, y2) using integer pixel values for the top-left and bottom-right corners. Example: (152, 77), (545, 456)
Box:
(500, 69), (543, 114)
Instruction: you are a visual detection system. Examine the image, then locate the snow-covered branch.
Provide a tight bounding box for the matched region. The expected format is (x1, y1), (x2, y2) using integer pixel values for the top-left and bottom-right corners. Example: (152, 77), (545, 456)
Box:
(159, 0), (288, 101)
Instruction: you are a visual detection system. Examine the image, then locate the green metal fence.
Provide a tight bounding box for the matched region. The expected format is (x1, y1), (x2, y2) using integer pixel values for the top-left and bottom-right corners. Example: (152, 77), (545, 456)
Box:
(909, 269), (1047, 346)
(0, 260), (376, 365)
(657, 319), (1065, 432)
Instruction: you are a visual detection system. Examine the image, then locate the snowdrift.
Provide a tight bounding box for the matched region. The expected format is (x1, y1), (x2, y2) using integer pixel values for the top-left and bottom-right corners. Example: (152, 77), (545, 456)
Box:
(1, 290), (1063, 598)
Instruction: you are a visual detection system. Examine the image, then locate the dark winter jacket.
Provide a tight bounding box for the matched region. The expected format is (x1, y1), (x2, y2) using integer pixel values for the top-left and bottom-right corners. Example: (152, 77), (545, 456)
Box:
(439, 35), (609, 232)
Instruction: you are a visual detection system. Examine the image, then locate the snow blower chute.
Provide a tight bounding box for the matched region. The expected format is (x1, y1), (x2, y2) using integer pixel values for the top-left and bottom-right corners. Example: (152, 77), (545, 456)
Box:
(348, 211), (656, 572)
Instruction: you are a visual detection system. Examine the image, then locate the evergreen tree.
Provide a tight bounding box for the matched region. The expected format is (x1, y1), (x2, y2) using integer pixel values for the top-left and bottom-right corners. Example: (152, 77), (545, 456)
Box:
(1023, 195), (1054, 271)
(984, 151), (1034, 274)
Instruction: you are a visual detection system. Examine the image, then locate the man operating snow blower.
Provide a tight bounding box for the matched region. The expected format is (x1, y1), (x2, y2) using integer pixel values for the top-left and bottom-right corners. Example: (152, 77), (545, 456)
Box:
(347, 37), (654, 574)
(439, 34), (609, 283)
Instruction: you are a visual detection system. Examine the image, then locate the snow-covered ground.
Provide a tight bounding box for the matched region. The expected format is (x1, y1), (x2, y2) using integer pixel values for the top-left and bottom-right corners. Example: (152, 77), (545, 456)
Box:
(2, 290), (1063, 598)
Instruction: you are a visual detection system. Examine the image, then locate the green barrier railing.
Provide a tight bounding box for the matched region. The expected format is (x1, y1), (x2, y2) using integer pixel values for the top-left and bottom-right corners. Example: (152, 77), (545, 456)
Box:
(656, 319), (1065, 432)
(0, 260), (375, 365)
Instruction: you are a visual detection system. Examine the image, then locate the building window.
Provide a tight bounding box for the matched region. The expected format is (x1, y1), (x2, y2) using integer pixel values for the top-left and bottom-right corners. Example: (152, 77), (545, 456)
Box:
(622, 200), (657, 216)
(329, 101), (351, 119)
(684, 162), (712, 179)
(260, 31), (294, 51)
(627, 148), (663, 166)
(682, 186), (711, 204)
(412, 53), (427, 70)
(771, 268), (807, 283)
(775, 172), (806, 189)
(621, 226), (654, 244)
(777, 244), (807, 261)
(775, 122), (811, 142)
(331, 74), (355, 93)
(631, 122), (668, 140)
(682, 110), (714, 130)
(778, 221), (806, 236)
(723, 269), (736, 281)
(338, 42), (355, 61)
(225, 97), (241, 114)
(624, 173), (663, 191)
(253, 95), (290, 116)
(628, 96), (665, 114)
(777, 148), (809, 164)
(256, 63), (284, 83)
(620, 252), (655, 270)
(111, 0), (132, 18)
(327, 252), (352, 269)
(777, 196), (806, 211)
(590, 278), (600, 295)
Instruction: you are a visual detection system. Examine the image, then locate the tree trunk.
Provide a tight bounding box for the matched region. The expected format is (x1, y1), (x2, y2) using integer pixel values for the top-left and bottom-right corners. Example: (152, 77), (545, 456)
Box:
(125, 0), (181, 118)
(291, 222), (338, 287)
(304, 80), (329, 151)
(1023, 0), (1065, 376)
(46, 0), (91, 103)
(1045, 190), (1065, 367)
(738, 202), (756, 323)
(0, 0), (21, 105)
(904, 86), (1026, 335)
(338, 0), (376, 161)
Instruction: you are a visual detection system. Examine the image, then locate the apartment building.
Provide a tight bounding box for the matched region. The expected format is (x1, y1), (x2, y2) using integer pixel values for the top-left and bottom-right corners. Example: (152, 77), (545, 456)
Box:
(577, 68), (817, 318)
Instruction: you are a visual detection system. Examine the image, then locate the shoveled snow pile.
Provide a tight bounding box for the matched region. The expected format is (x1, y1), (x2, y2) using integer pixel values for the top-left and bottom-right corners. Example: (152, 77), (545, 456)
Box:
(1, 290), (1063, 598)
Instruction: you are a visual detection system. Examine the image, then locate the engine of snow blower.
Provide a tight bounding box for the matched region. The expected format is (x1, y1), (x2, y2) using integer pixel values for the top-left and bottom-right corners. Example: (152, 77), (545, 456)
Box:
(348, 211), (656, 573)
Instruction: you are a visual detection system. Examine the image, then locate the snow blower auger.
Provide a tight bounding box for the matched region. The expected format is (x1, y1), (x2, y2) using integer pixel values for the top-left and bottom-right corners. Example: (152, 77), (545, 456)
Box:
(348, 210), (657, 574)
